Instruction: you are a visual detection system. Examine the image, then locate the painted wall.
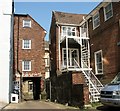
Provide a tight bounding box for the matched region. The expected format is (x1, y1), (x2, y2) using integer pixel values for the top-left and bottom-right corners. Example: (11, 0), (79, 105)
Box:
(45, 49), (50, 79)
(0, 0), (13, 103)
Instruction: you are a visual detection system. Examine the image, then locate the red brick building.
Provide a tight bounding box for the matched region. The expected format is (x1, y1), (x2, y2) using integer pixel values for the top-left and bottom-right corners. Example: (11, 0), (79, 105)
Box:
(49, 11), (103, 106)
(13, 14), (46, 100)
(86, 2), (120, 84)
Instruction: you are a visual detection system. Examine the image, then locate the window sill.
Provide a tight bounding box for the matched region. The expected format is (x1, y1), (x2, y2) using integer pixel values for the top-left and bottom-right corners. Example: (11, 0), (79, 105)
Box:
(95, 73), (103, 75)
(22, 70), (31, 72)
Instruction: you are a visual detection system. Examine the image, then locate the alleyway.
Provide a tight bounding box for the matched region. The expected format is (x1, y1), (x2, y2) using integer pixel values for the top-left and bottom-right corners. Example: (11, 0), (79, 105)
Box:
(3, 100), (78, 110)
(2, 100), (120, 111)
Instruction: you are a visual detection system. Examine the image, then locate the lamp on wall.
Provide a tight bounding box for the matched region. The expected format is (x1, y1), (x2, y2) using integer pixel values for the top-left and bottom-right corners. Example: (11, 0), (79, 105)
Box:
(91, 44), (94, 46)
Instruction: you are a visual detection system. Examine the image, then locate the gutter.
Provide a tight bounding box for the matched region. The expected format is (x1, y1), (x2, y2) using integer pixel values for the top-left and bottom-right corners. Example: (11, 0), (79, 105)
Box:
(56, 22), (81, 27)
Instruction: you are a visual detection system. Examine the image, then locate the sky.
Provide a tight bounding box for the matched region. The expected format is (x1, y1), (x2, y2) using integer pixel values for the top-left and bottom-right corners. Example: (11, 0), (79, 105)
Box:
(15, 2), (100, 40)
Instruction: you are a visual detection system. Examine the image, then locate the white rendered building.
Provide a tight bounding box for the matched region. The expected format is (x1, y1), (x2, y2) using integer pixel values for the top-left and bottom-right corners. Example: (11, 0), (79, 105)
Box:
(0, 0), (14, 103)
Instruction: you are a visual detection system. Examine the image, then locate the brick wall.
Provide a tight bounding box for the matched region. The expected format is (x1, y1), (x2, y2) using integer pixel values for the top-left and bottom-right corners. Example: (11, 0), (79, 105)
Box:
(72, 72), (89, 105)
(14, 14), (46, 80)
(88, 2), (120, 84)
(72, 72), (85, 84)
(49, 13), (57, 77)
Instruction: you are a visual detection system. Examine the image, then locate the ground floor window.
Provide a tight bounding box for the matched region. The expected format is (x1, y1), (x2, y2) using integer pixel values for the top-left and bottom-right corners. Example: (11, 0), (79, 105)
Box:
(94, 50), (103, 74)
(28, 81), (33, 92)
(62, 48), (79, 68)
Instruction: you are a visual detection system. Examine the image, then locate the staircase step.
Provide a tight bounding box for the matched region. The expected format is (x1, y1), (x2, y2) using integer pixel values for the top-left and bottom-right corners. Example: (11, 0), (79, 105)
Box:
(82, 69), (103, 103)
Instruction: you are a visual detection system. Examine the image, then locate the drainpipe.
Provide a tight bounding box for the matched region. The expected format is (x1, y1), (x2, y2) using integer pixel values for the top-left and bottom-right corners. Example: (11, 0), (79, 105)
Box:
(80, 26), (83, 68)
(66, 36), (68, 69)
(57, 25), (61, 70)
(17, 16), (22, 102)
(49, 80), (51, 101)
(86, 20), (90, 68)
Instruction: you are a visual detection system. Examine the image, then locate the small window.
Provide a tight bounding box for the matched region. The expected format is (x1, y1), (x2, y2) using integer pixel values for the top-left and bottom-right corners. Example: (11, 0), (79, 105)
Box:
(104, 3), (113, 21)
(28, 81), (33, 92)
(45, 58), (49, 67)
(23, 20), (31, 27)
(93, 12), (100, 29)
(22, 40), (31, 49)
(22, 60), (31, 71)
(95, 50), (103, 75)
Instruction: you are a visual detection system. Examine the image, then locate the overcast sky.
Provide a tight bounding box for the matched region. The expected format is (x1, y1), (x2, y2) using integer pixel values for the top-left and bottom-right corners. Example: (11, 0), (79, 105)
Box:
(15, 2), (100, 40)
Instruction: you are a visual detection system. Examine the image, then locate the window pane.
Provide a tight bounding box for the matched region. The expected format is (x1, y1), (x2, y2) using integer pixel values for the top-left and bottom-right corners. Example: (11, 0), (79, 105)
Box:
(105, 3), (113, 20)
(23, 20), (31, 27)
(62, 27), (76, 36)
(67, 28), (71, 36)
(106, 11), (112, 20)
(23, 60), (31, 71)
(62, 49), (78, 67)
(95, 51), (103, 74)
(23, 40), (31, 49)
(93, 12), (100, 28)
(105, 3), (112, 13)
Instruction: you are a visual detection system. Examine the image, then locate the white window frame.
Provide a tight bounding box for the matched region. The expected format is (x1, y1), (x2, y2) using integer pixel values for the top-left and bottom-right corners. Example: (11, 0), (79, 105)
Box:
(22, 60), (31, 71)
(104, 3), (113, 21)
(62, 48), (79, 67)
(93, 12), (100, 29)
(23, 20), (31, 27)
(22, 40), (31, 49)
(61, 26), (77, 37)
(94, 50), (103, 75)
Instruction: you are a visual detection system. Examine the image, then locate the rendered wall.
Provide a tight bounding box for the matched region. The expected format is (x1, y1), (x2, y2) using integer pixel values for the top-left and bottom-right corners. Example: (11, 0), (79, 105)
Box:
(0, 0), (13, 103)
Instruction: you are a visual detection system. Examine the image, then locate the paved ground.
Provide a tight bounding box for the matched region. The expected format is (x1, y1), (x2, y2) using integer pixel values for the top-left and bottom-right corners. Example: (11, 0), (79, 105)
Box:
(0, 102), (8, 110)
(3, 100), (79, 110)
(2, 101), (120, 111)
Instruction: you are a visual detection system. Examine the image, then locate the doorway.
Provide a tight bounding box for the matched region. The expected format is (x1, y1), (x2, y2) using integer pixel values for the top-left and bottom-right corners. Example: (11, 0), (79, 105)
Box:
(22, 77), (41, 100)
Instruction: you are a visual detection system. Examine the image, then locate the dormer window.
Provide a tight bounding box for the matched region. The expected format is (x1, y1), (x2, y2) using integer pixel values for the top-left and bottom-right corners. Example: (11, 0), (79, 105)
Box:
(23, 20), (31, 27)
(62, 26), (76, 36)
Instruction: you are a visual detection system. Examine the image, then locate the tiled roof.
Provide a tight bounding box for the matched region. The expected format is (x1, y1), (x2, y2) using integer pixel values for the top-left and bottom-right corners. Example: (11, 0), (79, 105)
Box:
(53, 11), (86, 25)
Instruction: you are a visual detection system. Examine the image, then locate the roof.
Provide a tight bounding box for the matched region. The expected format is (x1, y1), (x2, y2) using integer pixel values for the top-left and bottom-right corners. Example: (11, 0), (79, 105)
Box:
(53, 11), (86, 25)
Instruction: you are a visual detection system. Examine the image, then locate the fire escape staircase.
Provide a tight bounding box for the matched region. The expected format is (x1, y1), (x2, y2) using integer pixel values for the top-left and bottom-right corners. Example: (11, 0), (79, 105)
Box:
(73, 37), (104, 102)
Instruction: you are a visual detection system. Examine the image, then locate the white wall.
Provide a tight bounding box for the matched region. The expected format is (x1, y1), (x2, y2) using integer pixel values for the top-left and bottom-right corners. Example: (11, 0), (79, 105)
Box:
(0, 0), (13, 103)
(44, 50), (50, 79)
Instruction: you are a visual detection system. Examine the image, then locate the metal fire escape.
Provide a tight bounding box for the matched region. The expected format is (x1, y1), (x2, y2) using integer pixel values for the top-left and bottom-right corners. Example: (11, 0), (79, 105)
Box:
(58, 23), (103, 102)
(74, 26), (103, 102)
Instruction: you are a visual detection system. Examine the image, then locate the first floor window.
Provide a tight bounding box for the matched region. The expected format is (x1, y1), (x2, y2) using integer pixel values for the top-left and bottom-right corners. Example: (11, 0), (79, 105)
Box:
(22, 60), (31, 71)
(95, 50), (103, 74)
(22, 40), (31, 49)
(62, 48), (79, 67)
(61, 26), (76, 37)
(93, 12), (100, 29)
(104, 3), (113, 21)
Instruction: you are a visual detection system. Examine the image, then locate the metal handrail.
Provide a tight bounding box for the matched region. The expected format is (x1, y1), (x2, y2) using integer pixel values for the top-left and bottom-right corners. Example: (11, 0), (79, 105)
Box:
(82, 60), (103, 88)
